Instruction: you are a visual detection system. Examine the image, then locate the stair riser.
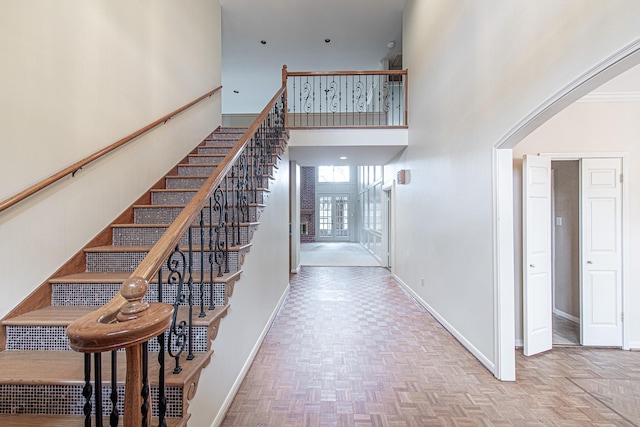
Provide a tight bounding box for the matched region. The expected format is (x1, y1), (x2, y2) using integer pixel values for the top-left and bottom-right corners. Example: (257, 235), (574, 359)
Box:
(0, 384), (183, 418)
(198, 146), (235, 155)
(177, 165), (220, 176)
(152, 190), (268, 206)
(86, 251), (240, 273)
(112, 226), (253, 246)
(206, 133), (243, 139)
(134, 206), (262, 224)
(166, 176), (269, 190)
(52, 283), (226, 308)
(6, 325), (211, 353)
(215, 128), (247, 133)
(188, 156), (227, 165)
(204, 139), (239, 146)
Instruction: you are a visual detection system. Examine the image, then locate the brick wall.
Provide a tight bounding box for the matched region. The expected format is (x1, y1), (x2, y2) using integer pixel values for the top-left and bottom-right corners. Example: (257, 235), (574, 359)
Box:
(300, 166), (315, 242)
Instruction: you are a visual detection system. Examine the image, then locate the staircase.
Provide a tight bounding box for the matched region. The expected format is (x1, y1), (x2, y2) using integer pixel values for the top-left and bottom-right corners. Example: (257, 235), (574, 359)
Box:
(0, 125), (287, 426)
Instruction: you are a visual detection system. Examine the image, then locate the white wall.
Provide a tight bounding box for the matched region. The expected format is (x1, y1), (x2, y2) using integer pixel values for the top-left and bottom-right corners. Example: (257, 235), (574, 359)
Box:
(189, 151), (290, 427)
(0, 1), (222, 318)
(513, 98), (640, 349)
(392, 0), (640, 374)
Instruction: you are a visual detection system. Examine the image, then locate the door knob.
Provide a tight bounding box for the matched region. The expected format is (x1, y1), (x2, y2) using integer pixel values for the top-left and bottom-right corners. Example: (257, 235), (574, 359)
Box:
(587, 260), (593, 264)
(529, 264), (535, 268)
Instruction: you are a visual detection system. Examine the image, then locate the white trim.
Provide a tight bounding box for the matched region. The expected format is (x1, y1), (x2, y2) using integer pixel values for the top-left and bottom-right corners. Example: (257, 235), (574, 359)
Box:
(212, 284), (291, 427)
(622, 155), (630, 350)
(394, 274), (496, 375)
(578, 92), (640, 102)
(496, 37), (640, 149)
(493, 38), (640, 381)
(628, 341), (640, 350)
(546, 152), (628, 349)
(553, 308), (580, 324)
(492, 148), (516, 381)
(290, 264), (301, 274)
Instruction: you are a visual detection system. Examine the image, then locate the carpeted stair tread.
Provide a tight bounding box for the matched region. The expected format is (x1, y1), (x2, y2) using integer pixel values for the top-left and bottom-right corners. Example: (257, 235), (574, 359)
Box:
(50, 270), (242, 285)
(2, 304), (228, 328)
(0, 414), (184, 427)
(85, 243), (251, 252)
(0, 349), (212, 387)
(2, 306), (99, 326)
(111, 222), (258, 229)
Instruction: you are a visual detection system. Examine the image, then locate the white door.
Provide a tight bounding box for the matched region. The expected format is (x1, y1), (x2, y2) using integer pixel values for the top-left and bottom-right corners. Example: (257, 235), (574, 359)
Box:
(523, 154), (553, 356)
(581, 158), (623, 346)
(318, 194), (350, 240)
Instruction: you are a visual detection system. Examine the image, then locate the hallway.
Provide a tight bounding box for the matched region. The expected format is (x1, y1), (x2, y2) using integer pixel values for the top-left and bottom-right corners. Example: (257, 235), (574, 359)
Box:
(221, 267), (640, 426)
(300, 243), (380, 267)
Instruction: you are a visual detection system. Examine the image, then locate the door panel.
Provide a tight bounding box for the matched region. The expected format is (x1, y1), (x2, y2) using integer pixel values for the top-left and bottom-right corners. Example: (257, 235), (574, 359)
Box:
(523, 154), (553, 356)
(581, 158), (622, 346)
(318, 196), (333, 238)
(317, 194), (351, 240)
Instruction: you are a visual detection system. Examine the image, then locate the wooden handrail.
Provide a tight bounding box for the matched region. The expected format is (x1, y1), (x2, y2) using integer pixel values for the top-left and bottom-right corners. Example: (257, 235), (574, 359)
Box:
(283, 66), (408, 127)
(0, 86), (222, 214)
(67, 84), (286, 353)
(284, 69), (408, 77)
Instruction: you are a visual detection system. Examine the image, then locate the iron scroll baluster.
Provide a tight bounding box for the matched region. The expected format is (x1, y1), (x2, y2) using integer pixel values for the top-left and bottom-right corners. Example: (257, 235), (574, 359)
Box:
(109, 351), (119, 427)
(166, 245), (187, 374)
(83, 353), (92, 427)
(94, 353), (103, 427)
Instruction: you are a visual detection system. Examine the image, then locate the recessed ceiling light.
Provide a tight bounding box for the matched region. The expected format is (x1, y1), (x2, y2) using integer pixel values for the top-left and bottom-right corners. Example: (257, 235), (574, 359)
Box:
(340, 156), (347, 160)
(260, 40), (267, 45)
(324, 38), (331, 43)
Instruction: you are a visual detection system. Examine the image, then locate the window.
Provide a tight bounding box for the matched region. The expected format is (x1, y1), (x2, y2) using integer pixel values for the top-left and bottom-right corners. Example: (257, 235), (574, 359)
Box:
(318, 165), (350, 183)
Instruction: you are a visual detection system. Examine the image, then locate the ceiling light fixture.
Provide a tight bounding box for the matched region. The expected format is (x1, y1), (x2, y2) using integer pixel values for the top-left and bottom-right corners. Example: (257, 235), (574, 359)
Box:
(260, 40), (267, 45)
(339, 156), (347, 160)
(387, 41), (396, 49)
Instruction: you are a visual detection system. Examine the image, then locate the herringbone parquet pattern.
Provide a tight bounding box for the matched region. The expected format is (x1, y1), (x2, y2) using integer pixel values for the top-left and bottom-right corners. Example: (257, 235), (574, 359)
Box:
(221, 267), (640, 426)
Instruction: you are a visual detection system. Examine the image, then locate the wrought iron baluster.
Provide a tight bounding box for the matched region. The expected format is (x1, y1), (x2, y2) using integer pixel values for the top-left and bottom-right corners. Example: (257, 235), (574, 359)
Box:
(141, 342), (149, 427)
(319, 76), (322, 127)
(224, 174), (230, 273)
(157, 271), (168, 426)
(187, 227), (195, 361)
(229, 166), (236, 247)
(208, 196), (215, 310)
(199, 211), (206, 318)
(213, 185), (226, 277)
(292, 76), (296, 127)
(109, 351), (118, 427)
(167, 245), (187, 374)
(83, 353), (92, 427)
(94, 353), (103, 427)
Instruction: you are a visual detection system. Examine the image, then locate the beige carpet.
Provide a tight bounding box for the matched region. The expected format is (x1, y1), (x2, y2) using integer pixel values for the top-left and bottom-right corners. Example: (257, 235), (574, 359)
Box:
(300, 242), (380, 266)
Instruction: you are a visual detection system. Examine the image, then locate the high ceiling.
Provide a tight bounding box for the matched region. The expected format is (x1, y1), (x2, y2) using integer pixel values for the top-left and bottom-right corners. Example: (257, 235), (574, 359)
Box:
(220, 0), (406, 113)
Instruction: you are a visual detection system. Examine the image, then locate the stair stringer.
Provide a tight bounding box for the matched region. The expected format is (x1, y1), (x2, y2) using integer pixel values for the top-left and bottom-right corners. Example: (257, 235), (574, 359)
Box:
(186, 147), (291, 427)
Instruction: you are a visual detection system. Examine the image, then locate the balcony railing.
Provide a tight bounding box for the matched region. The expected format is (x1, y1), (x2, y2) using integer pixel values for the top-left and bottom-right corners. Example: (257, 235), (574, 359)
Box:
(282, 65), (408, 128)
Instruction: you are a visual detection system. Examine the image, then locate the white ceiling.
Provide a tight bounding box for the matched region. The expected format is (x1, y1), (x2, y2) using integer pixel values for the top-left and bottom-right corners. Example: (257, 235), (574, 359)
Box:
(220, 0), (406, 114)
(219, 1), (639, 167)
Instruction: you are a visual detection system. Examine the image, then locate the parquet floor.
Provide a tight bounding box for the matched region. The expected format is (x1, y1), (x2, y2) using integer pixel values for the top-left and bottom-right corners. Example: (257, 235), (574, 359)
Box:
(221, 267), (640, 426)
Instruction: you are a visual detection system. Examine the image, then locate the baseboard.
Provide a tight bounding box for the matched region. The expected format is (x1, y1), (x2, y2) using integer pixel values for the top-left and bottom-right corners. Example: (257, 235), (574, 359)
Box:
(212, 283), (290, 427)
(515, 339), (524, 348)
(627, 341), (640, 351)
(393, 275), (496, 376)
(291, 263), (301, 274)
(553, 308), (579, 324)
